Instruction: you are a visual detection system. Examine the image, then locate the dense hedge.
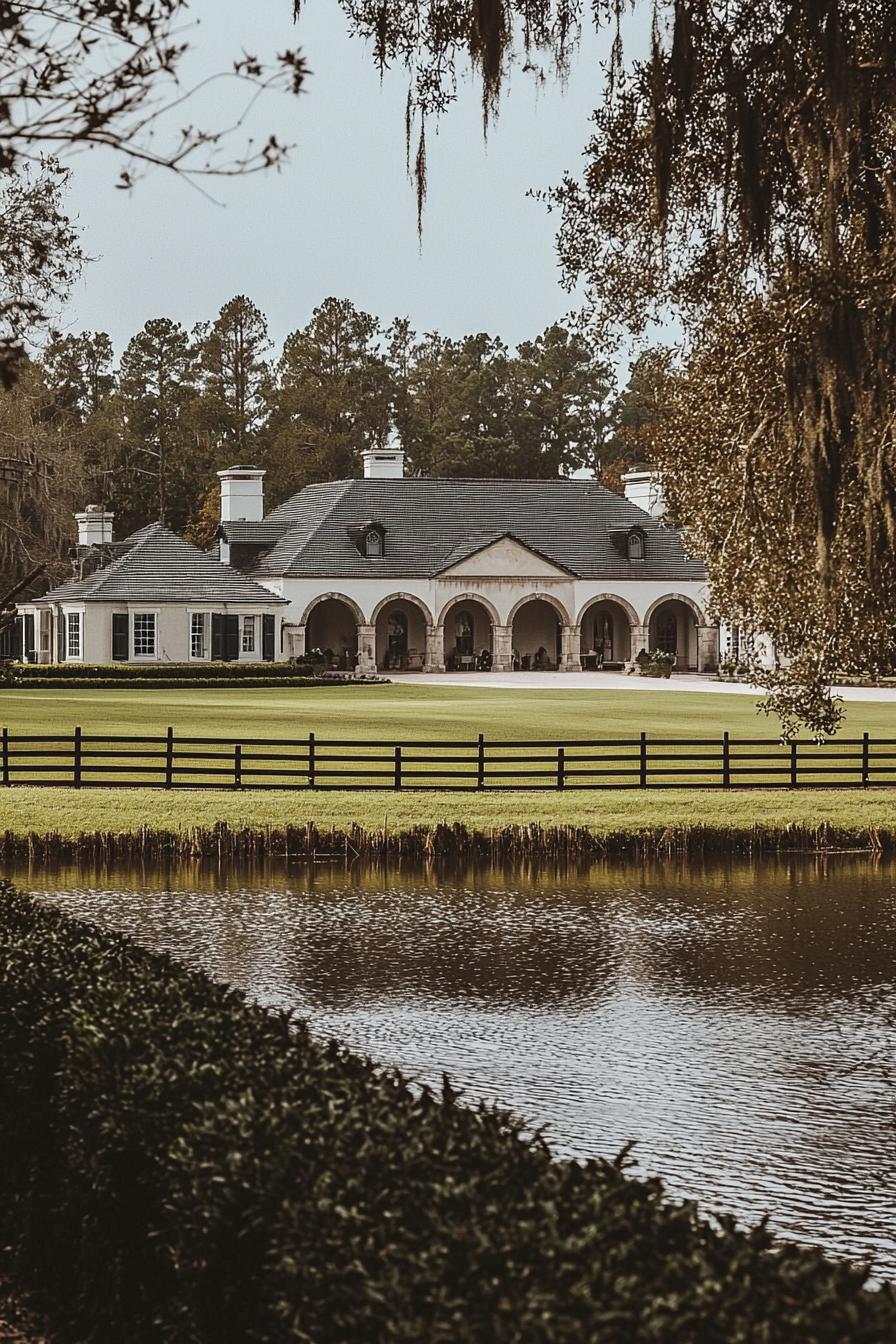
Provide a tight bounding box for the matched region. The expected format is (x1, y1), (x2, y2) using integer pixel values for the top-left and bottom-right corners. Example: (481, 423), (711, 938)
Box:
(0, 882), (892, 1344)
(14, 660), (321, 681)
(14, 676), (341, 690)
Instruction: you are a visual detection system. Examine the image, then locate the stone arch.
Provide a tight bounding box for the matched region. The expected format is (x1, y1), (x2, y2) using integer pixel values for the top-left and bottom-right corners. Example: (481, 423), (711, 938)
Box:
(577, 594), (638, 665)
(506, 591), (572, 627)
(438, 592), (500, 671)
(369, 591), (435, 628)
(576, 592), (640, 628)
(300, 591), (366, 627)
(437, 591), (501, 629)
(642, 592), (708, 628)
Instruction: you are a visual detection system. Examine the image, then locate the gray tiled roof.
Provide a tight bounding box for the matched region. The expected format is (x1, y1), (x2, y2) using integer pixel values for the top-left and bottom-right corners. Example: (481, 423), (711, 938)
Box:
(38, 523), (287, 605)
(225, 479), (705, 581)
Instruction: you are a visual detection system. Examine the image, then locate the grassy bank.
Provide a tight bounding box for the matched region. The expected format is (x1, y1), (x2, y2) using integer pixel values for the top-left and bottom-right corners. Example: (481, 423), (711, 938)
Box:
(1, 883), (892, 1343)
(1, 785), (895, 842)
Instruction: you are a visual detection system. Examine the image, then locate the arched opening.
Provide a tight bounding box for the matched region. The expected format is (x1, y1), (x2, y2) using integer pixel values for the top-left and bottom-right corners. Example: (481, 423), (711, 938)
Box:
(375, 597), (428, 671)
(305, 597), (360, 671)
(648, 599), (699, 671)
(511, 597), (563, 671)
(578, 599), (634, 669)
(441, 597), (495, 671)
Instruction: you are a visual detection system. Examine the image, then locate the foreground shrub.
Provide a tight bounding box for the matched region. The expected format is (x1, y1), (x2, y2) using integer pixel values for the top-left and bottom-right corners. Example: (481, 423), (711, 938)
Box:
(0, 881), (892, 1343)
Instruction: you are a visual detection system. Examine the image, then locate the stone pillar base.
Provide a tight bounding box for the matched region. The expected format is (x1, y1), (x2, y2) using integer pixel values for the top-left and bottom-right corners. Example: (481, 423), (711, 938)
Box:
(493, 624), (512, 672)
(697, 624), (720, 673)
(561, 623), (581, 671)
(356, 623), (376, 675)
(425, 624), (445, 672)
(631, 624), (650, 660)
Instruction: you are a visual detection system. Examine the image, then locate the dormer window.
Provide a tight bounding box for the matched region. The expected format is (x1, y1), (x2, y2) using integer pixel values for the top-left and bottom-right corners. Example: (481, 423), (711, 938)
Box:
(627, 529), (645, 561)
(365, 529), (383, 558)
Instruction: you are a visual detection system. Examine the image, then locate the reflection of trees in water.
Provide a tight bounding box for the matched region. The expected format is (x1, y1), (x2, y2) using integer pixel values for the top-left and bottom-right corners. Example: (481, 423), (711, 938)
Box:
(20, 853), (896, 1010)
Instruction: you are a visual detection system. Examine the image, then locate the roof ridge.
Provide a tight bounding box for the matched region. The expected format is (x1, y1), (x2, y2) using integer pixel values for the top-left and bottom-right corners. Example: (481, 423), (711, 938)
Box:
(269, 480), (353, 560)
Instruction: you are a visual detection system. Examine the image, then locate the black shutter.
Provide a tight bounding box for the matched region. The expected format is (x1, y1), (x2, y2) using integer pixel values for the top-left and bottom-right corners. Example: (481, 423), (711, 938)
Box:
(211, 613), (224, 661)
(224, 615), (240, 662)
(262, 614), (275, 662)
(57, 613), (66, 662)
(23, 614), (35, 660)
(111, 613), (129, 661)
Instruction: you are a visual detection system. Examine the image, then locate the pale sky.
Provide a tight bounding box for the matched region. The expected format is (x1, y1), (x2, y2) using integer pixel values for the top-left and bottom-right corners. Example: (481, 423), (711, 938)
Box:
(57, 2), (635, 359)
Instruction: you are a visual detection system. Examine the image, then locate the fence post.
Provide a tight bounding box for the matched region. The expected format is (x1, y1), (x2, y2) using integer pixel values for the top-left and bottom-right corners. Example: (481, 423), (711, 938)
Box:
(234, 742), (242, 790)
(557, 745), (565, 790)
(308, 732), (315, 789)
(640, 731), (648, 788)
(1, 726), (8, 786)
(394, 744), (402, 790)
(165, 726), (174, 789)
(73, 725), (82, 788)
(862, 731), (870, 787)
(722, 731), (730, 788)
(477, 733), (485, 790)
(790, 739), (798, 788)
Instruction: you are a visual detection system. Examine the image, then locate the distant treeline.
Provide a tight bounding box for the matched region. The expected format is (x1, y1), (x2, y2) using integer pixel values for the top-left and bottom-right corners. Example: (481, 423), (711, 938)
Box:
(0, 295), (669, 586)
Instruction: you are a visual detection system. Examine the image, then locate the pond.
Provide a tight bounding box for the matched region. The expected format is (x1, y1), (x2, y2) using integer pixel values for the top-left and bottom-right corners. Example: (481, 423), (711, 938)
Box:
(11, 852), (896, 1281)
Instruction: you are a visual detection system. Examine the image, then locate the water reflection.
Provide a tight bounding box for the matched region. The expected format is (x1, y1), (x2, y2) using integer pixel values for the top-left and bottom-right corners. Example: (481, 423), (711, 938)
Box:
(11, 852), (896, 1280)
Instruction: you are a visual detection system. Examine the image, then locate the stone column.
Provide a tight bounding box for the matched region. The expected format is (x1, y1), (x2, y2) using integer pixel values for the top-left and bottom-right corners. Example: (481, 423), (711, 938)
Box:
(561, 623), (581, 671)
(493, 624), (513, 672)
(356, 623), (376, 675)
(425, 624), (445, 672)
(697, 625), (720, 674)
(631, 624), (650, 660)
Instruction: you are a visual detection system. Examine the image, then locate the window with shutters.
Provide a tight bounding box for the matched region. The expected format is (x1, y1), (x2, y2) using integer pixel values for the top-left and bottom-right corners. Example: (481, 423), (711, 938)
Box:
(133, 612), (157, 658)
(241, 615), (255, 653)
(190, 612), (207, 659)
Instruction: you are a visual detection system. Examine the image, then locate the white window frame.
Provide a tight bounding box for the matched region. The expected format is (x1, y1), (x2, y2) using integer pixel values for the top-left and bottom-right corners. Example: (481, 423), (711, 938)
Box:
(241, 614), (256, 655)
(188, 610), (209, 661)
(131, 609), (159, 661)
(64, 608), (84, 662)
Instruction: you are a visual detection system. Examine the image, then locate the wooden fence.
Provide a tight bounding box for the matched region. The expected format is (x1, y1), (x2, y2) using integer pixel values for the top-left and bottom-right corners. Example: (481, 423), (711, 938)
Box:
(1, 728), (895, 790)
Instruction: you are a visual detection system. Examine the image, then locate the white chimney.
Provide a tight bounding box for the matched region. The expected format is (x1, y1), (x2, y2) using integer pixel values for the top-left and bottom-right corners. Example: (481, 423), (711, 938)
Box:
(362, 428), (405, 479)
(621, 468), (665, 519)
(74, 504), (114, 547)
(217, 465), (266, 522)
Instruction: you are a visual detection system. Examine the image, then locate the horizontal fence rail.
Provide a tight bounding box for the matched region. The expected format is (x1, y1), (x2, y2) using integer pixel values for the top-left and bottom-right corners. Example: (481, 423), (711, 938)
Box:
(0, 728), (894, 790)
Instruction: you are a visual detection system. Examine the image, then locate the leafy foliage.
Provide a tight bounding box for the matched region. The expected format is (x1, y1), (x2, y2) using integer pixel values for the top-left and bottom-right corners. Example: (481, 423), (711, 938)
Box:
(337, 0), (896, 730)
(0, 881), (893, 1342)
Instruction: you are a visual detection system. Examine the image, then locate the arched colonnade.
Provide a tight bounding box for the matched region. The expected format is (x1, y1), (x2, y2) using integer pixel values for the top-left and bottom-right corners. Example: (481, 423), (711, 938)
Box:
(293, 590), (719, 673)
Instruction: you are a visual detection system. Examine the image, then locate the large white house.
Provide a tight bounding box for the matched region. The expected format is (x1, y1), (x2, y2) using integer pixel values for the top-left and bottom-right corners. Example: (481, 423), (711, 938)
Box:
(16, 448), (719, 673)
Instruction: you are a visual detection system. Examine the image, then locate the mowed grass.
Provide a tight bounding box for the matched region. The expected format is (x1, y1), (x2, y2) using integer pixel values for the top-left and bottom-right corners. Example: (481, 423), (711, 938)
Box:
(0, 682), (894, 837)
(2, 679), (895, 741)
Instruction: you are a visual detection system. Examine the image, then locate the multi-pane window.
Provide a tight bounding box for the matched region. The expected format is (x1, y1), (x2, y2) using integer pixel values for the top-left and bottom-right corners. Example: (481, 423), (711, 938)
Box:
(190, 612), (206, 659)
(133, 612), (157, 657)
(66, 611), (81, 659)
(627, 530), (645, 560)
(241, 615), (255, 654)
(365, 529), (383, 557)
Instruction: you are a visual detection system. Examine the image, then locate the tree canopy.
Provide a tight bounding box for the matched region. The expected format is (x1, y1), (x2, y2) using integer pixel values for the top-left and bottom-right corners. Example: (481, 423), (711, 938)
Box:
(338, 0), (896, 731)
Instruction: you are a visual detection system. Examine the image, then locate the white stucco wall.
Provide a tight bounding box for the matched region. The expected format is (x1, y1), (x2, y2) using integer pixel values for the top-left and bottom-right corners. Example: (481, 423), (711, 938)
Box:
(22, 602), (286, 664)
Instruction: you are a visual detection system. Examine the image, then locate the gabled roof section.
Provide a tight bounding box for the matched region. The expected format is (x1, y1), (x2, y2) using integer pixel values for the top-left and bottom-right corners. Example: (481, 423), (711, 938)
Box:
(37, 523), (287, 605)
(435, 531), (579, 577)
(244, 478), (705, 582)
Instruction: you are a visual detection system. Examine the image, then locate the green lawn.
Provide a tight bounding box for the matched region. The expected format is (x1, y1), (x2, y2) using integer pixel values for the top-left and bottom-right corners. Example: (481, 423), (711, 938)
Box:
(0, 682), (894, 837)
(1, 679), (893, 740)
